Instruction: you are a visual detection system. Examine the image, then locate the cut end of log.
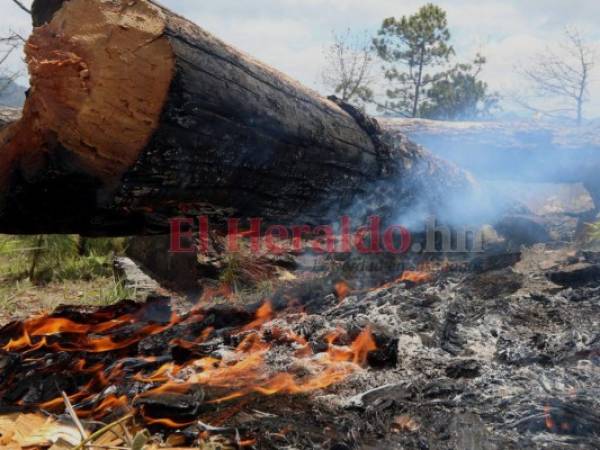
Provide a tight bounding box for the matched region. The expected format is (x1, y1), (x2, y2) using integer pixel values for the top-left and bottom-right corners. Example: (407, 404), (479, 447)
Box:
(16, 0), (174, 180)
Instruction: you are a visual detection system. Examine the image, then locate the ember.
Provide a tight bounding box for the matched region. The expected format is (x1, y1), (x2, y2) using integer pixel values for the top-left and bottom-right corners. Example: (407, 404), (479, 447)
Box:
(398, 270), (433, 284)
(334, 281), (351, 300)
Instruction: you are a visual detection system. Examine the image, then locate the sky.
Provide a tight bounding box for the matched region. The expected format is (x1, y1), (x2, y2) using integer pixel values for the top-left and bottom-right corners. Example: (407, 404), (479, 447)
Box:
(3, 0), (600, 117)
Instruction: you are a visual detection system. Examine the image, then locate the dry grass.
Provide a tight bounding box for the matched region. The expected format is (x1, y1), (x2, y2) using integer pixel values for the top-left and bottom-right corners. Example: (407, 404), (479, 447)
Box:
(587, 221), (600, 243)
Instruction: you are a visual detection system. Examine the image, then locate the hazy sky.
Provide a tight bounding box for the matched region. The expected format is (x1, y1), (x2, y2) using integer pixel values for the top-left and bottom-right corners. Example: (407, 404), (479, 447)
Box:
(4, 0), (600, 117)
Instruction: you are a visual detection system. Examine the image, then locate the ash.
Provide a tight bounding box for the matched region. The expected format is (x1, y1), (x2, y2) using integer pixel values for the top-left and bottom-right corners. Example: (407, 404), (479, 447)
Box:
(1, 237), (600, 449)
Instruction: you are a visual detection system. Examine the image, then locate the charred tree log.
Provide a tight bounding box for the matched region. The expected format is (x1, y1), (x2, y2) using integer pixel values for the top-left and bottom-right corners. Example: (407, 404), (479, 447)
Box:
(384, 118), (600, 210)
(0, 0), (472, 235)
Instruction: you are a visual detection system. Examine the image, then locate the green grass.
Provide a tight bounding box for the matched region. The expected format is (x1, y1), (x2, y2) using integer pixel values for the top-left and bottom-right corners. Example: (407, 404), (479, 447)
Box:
(0, 235), (132, 322)
(587, 221), (600, 242)
(0, 235), (128, 283)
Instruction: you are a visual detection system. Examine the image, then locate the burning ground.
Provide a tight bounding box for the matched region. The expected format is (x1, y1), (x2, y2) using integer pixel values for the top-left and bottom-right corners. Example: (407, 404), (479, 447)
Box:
(1, 235), (600, 449)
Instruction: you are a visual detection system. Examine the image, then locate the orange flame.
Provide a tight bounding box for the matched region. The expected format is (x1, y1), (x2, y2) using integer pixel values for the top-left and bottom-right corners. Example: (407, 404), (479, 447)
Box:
(334, 282), (351, 300)
(398, 271), (433, 284)
(1, 297), (378, 429)
(544, 405), (556, 431)
(242, 301), (274, 331)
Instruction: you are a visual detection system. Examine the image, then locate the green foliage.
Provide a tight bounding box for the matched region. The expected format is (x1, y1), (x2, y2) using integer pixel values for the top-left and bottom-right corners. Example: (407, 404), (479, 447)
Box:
(373, 4), (497, 120)
(100, 280), (137, 305)
(586, 221), (600, 242)
(0, 235), (133, 316)
(0, 235), (128, 284)
(373, 3), (453, 117)
(419, 55), (500, 120)
(219, 252), (244, 291)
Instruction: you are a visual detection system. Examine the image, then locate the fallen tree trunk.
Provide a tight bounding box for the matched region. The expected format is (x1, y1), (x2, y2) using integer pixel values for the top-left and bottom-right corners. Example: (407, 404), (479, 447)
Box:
(383, 118), (600, 209)
(0, 0), (472, 236)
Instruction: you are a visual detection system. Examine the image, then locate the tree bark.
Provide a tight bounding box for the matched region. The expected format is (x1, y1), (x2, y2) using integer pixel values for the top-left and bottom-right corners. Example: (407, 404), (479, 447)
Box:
(0, 0), (472, 236)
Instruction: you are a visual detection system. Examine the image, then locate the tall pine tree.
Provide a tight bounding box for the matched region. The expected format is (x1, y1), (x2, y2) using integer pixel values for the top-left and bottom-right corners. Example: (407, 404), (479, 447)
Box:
(373, 4), (453, 117)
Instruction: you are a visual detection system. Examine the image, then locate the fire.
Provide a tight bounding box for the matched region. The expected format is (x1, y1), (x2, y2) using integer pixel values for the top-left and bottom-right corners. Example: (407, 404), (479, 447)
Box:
(334, 281), (351, 300)
(326, 328), (376, 365)
(369, 268), (435, 292)
(139, 310), (377, 408)
(1, 311), (180, 353)
(242, 301), (274, 330)
(0, 299), (378, 431)
(143, 416), (196, 428)
(544, 405), (556, 431)
(398, 271), (433, 284)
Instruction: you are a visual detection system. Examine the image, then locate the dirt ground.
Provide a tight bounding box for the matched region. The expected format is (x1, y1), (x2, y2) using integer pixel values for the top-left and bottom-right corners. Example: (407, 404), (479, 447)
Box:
(0, 277), (122, 326)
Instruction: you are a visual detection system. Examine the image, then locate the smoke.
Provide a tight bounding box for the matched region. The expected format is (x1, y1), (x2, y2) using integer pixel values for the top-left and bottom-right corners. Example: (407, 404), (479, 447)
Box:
(398, 122), (596, 225)
(387, 152), (517, 233)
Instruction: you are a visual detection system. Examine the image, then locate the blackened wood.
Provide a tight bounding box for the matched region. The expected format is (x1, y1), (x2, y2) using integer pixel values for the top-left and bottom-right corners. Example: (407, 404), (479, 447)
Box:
(0, 1), (472, 236)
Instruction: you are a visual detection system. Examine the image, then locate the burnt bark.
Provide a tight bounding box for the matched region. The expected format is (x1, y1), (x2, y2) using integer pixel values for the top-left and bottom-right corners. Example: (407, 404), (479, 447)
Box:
(0, 0), (472, 236)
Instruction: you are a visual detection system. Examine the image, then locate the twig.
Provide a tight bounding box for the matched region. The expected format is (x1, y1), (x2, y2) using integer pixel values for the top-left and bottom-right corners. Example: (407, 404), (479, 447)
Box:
(72, 414), (133, 450)
(62, 391), (88, 440)
(197, 419), (231, 432)
(28, 235), (45, 281)
(118, 422), (133, 447)
(250, 409), (278, 418)
(10, 0), (31, 15)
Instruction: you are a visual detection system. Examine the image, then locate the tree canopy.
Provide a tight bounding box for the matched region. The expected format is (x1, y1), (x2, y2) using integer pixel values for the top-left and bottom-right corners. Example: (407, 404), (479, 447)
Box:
(372, 4), (497, 120)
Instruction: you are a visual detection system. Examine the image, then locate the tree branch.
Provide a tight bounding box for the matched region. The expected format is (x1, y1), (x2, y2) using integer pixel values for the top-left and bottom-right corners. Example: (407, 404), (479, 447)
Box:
(10, 0), (31, 15)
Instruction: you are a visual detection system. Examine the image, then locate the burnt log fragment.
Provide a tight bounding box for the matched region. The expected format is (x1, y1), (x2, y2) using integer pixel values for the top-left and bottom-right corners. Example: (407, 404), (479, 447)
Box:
(134, 388), (205, 423)
(547, 263), (600, 287)
(445, 359), (482, 379)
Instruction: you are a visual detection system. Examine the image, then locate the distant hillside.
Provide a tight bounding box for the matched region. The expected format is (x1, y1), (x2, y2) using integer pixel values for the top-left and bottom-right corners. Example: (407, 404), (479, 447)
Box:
(0, 78), (26, 107)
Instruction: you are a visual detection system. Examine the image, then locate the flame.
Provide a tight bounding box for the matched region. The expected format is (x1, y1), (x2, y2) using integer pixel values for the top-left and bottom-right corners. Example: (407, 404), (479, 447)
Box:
(73, 395), (130, 419)
(398, 271), (433, 284)
(369, 269), (434, 292)
(242, 301), (274, 330)
(0, 298), (378, 430)
(334, 282), (351, 300)
(2, 311), (180, 353)
(144, 416), (196, 428)
(326, 328), (376, 365)
(544, 405), (556, 431)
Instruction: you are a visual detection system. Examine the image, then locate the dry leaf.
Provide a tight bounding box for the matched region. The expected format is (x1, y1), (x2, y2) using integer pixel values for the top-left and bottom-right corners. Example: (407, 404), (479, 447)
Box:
(392, 415), (421, 433)
(165, 433), (188, 446)
(49, 438), (75, 450)
(131, 429), (151, 450)
(277, 269), (297, 281)
(0, 413), (82, 448)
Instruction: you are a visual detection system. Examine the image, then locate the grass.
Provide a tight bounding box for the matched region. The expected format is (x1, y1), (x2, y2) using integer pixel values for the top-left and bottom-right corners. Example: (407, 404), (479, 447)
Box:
(587, 221), (600, 243)
(0, 235), (132, 323)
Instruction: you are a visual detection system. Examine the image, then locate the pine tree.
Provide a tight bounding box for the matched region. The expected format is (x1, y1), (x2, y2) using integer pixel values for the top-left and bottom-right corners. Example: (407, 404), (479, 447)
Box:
(373, 4), (453, 117)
